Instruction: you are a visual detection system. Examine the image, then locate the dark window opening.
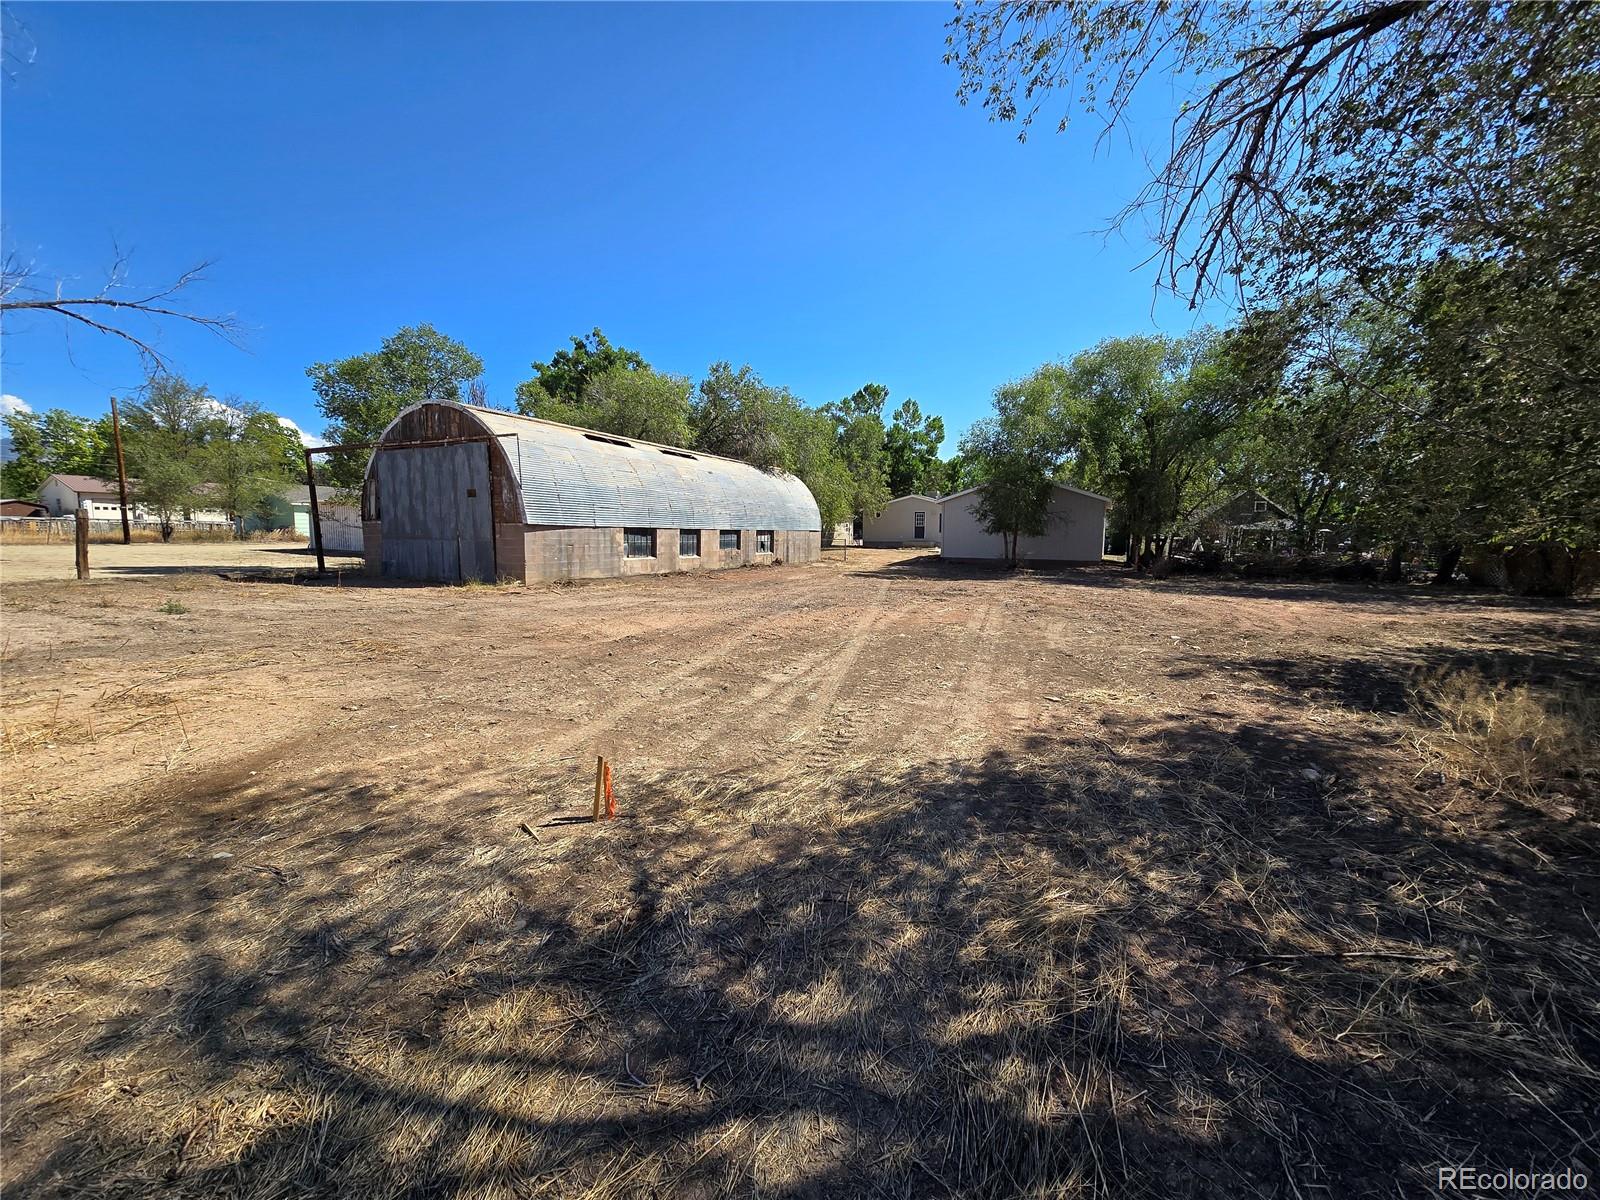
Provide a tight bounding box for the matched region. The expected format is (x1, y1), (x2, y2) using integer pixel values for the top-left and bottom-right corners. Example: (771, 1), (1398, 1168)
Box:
(659, 448), (697, 460)
(719, 529), (741, 551)
(679, 529), (700, 557)
(1253, 500), (1268, 513)
(585, 433), (634, 448)
(756, 529), (775, 554)
(624, 528), (655, 558)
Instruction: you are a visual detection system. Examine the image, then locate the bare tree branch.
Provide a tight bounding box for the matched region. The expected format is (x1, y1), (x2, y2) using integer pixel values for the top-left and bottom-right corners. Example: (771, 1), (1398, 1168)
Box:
(0, 248), (242, 371)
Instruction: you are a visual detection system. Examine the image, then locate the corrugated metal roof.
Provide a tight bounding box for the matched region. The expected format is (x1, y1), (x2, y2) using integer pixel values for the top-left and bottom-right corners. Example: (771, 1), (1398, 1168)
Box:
(376, 402), (821, 531)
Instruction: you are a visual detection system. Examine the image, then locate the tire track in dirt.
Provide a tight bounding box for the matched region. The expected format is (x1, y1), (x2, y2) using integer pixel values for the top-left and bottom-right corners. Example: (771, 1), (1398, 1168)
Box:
(527, 570), (856, 762)
(940, 594), (1005, 756)
(781, 580), (897, 758)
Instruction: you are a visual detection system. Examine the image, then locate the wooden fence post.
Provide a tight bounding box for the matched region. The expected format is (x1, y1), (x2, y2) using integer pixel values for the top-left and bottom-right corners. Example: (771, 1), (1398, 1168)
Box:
(75, 510), (90, 580)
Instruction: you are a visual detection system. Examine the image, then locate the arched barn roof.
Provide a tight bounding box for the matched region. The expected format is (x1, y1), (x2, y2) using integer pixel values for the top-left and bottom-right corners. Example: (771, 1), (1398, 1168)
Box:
(371, 402), (821, 531)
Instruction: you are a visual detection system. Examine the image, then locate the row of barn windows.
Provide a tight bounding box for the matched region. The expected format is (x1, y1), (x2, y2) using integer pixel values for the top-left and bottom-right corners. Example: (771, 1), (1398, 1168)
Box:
(623, 529), (774, 558)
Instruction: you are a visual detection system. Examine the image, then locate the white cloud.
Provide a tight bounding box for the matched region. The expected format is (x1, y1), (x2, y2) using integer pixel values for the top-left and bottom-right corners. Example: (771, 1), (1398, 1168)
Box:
(277, 415), (327, 448)
(0, 394), (32, 418)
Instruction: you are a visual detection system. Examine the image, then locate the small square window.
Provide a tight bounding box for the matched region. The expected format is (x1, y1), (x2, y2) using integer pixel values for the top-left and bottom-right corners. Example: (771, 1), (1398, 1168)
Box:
(755, 529), (775, 554)
(719, 529), (741, 551)
(1253, 500), (1268, 513)
(624, 528), (656, 558)
(679, 529), (700, 558)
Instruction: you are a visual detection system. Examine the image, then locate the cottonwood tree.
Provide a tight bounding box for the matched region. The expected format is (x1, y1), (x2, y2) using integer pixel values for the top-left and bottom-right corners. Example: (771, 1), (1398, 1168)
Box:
(689, 362), (794, 471)
(203, 400), (303, 533)
(825, 384), (891, 527)
(958, 371), (1073, 565)
(119, 375), (215, 541)
(307, 324), (484, 485)
(946, 1), (1598, 307)
(515, 328), (647, 416)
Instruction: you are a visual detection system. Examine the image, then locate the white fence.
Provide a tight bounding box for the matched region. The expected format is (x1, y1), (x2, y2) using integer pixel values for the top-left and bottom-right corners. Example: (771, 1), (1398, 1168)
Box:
(0, 516), (237, 542)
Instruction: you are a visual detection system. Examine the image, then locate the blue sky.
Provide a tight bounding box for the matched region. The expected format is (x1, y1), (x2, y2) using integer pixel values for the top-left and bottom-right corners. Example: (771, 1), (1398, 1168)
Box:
(1, 2), (1216, 450)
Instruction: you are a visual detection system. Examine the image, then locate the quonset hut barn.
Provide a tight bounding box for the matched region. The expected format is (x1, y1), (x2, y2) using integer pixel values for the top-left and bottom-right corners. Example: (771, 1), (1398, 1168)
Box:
(360, 401), (822, 583)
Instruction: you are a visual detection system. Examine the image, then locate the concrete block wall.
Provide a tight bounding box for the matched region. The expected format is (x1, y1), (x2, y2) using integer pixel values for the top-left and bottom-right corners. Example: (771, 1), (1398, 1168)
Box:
(367, 521), (821, 583)
(521, 526), (820, 583)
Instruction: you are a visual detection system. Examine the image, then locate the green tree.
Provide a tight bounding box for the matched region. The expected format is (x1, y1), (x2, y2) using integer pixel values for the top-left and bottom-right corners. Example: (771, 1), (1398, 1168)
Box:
(515, 328), (647, 416)
(883, 397), (946, 496)
(204, 400), (302, 532)
(776, 403), (855, 542)
(1060, 332), (1263, 567)
(958, 372), (1072, 566)
(0, 408), (113, 497)
(690, 362), (792, 471)
(308, 324), (483, 485)
(825, 384), (891, 526)
(121, 374), (212, 541)
(946, 2), (1598, 308)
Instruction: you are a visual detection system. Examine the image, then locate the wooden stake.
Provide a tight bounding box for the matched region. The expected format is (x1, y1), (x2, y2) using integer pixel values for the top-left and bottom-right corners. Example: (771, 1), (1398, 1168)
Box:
(74, 510), (90, 580)
(593, 755), (605, 821)
(604, 762), (615, 819)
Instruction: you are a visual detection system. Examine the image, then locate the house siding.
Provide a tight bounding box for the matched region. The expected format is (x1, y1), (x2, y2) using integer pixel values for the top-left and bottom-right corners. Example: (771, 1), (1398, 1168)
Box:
(860, 496), (942, 547)
(942, 486), (1107, 563)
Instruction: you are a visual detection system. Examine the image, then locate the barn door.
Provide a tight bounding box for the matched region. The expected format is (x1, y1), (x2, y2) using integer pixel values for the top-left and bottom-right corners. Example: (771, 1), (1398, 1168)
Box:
(376, 443), (495, 582)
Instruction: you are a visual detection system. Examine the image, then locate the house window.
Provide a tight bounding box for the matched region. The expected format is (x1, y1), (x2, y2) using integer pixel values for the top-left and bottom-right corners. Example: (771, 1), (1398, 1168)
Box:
(913, 511), (926, 539)
(624, 529), (655, 558)
(659, 448), (697, 460)
(679, 529), (700, 558)
(1253, 500), (1268, 514)
(584, 433), (633, 448)
(755, 530), (775, 554)
(719, 529), (741, 551)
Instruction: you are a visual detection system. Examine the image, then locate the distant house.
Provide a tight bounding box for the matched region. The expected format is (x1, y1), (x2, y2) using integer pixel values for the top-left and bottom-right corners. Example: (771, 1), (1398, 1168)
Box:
(1187, 490), (1296, 555)
(0, 498), (48, 517)
(861, 494), (942, 547)
(247, 484), (362, 552)
(942, 483), (1111, 564)
(38, 474), (230, 524)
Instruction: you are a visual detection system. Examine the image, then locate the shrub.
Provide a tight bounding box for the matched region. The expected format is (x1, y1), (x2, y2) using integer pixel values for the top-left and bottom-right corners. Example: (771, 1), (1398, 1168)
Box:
(157, 600), (190, 615)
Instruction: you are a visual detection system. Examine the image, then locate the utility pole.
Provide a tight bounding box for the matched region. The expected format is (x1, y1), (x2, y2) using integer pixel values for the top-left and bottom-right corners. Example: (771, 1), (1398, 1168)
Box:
(109, 395), (132, 545)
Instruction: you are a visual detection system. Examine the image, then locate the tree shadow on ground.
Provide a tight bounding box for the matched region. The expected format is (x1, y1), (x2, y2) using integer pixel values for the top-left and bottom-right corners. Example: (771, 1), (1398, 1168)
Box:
(4, 711), (1597, 1197)
(857, 556), (1596, 613)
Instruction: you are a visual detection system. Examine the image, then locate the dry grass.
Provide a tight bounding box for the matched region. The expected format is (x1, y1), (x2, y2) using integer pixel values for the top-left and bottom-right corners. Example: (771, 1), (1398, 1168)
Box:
(1410, 668), (1599, 809)
(3, 560), (1596, 1197)
(5, 726), (1597, 1198)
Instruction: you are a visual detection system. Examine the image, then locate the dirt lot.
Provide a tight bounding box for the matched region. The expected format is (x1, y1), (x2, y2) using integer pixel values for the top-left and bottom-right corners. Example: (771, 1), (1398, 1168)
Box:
(3, 550), (1596, 1198)
(0, 539), (362, 584)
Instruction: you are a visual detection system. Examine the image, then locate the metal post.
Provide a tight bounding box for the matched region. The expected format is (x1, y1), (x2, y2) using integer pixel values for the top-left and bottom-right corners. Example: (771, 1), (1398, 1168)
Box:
(304, 448), (325, 574)
(75, 510), (90, 579)
(109, 395), (132, 545)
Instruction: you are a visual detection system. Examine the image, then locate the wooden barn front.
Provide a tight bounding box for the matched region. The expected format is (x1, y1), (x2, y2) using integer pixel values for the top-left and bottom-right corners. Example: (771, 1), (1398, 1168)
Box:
(361, 404), (525, 583)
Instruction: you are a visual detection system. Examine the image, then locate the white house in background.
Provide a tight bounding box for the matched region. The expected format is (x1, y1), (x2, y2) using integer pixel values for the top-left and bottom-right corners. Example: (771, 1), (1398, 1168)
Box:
(861, 494), (942, 547)
(941, 482), (1111, 564)
(38, 474), (230, 523)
